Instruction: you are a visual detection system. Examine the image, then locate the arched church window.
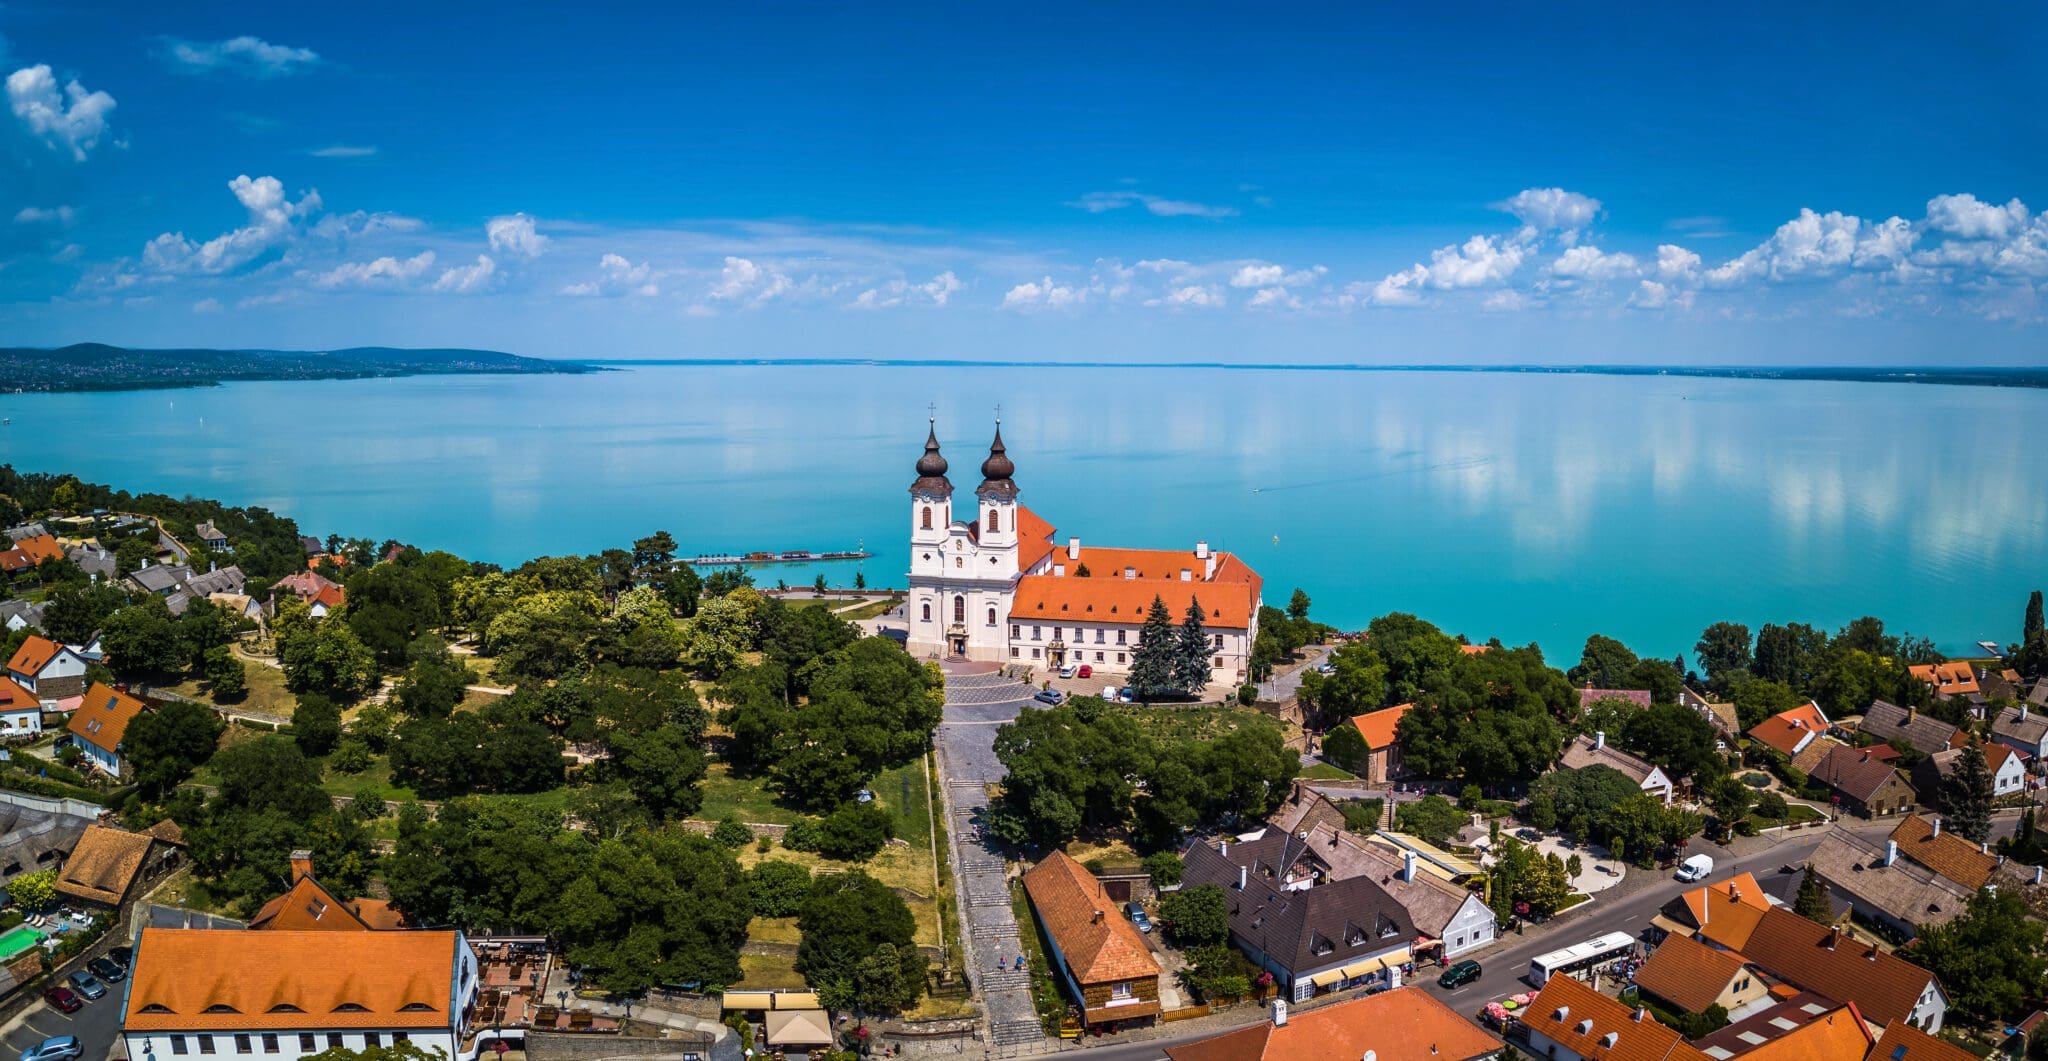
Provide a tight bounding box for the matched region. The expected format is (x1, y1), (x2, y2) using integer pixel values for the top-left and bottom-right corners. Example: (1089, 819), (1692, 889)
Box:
(987, 607), (997, 626)
(921, 506), (932, 530)
(921, 603), (931, 622)
(986, 509), (999, 532)
(954, 596), (966, 622)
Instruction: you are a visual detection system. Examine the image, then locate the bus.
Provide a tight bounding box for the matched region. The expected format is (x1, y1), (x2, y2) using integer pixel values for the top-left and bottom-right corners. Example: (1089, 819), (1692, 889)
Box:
(1526, 931), (1637, 985)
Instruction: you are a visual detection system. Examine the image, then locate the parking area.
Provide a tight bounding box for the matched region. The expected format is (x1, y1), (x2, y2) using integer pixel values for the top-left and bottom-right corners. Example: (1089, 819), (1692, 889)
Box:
(2, 975), (125, 1061)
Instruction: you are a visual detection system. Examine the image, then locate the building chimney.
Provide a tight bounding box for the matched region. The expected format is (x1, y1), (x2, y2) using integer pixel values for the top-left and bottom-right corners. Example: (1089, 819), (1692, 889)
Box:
(1634, 1008), (1647, 1023)
(1594, 731), (1606, 750)
(1981, 841), (1991, 855)
(1123, 566), (1136, 580)
(1907, 707), (1917, 724)
(1932, 817), (1941, 837)
(2034, 865), (2043, 886)
(1403, 850), (1417, 883)
(1092, 909), (1103, 924)
(1271, 998), (1288, 1027)
(1053, 564), (1065, 577)
(1239, 865), (1248, 890)
(1068, 537), (1080, 561)
(1205, 553), (1217, 580)
(1196, 541), (1210, 560)
(1823, 927), (1840, 950)
(289, 849), (314, 881)
(1219, 840), (1228, 858)
(1886, 839), (1899, 865)
(2021, 705), (2031, 722)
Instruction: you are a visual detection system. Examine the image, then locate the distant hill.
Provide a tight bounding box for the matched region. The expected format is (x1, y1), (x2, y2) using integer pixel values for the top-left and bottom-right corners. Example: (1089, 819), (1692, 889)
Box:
(0, 343), (600, 393)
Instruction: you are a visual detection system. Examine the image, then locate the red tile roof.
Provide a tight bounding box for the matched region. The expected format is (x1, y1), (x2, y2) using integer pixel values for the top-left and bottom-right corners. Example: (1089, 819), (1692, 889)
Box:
(1021, 850), (1159, 986)
(6, 635), (64, 677)
(1887, 815), (1998, 890)
(1526, 974), (1710, 1061)
(1868, 1020), (1974, 1061)
(1909, 662), (1979, 698)
(1680, 872), (1771, 927)
(1165, 986), (1504, 1061)
(0, 676), (37, 714)
(312, 584), (347, 610)
(1011, 557), (1260, 629)
(1350, 704), (1412, 750)
(1727, 910), (1942, 1027)
(67, 682), (147, 753)
(1740, 1004), (1874, 1061)
(124, 927), (463, 1031)
(251, 874), (379, 932)
(1015, 506), (1058, 573)
(0, 534), (64, 573)
(1750, 706), (1829, 757)
(55, 824), (155, 905)
(1633, 933), (1750, 1013)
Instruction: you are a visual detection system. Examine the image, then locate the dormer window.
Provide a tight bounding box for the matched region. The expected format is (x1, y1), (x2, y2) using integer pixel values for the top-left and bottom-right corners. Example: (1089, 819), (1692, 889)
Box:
(399, 1002), (436, 1012)
(202, 1005), (240, 1014)
(140, 1004), (173, 1014)
(333, 1003), (369, 1013)
(1308, 931), (1334, 956)
(267, 1004), (304, 1013)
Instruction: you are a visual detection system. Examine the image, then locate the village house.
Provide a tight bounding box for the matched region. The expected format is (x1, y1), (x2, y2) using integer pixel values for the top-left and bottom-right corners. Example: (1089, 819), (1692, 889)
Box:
(4, 522), (49, 543)
(66, 543), (116, 581)
(1867, 1019), (1978, 1061)
(127, 561), (195, 598)
(1691, 993), (1856, 1060)
(194, 521), (230, 553)
(1020, 850), (1161, 1032)
(1857, 701), (1963, 758)
(0, 676), (44, 736)
(1268, 781), (1349, 836)
(1523, 973), (1710, 1061)
(66, 681), (148, 777)
(1344, 703), (1411, 784)
(1578, 686), (1653, 709)
(55, 822), (176, 909)
(1748, 703), (1843, 774)
(1696, 907), (1949, 1031)
(1651, 873), (1774, 938)
(0, 600), (47, 634)
(1989, 703), (2048, 762)
(0, 533), (64, 575)
(272, 570), (348, 619)
(1699, 1002), (1874, 1061)
(1809, 744), (1916, 818)
(121, 927), (483, 1061)
(6, 634), (91, 701)
(1681, 686), (1741, 741)
(1557, 731), (1674, 803)
(0, 801), (92, 885)
(1182, 830), (1418, 1003)
(1805, 831), (1973, 937)
(252, 851), (407, 931)
(1631, 932), (1771, 1017)
(166, 565), (249, 616)
(1164, 986), (1504, 1061)
(1908, 662), (1978, 701)
(1912, 741), (2026, 804)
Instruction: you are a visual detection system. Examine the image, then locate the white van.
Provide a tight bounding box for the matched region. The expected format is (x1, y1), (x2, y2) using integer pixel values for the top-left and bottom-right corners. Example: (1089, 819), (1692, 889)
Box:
(1674, 854), (1714, 883)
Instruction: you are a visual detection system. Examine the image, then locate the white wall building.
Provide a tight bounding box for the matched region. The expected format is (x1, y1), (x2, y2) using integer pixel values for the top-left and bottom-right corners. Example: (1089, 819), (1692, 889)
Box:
(122, 927), (483, 1061)
(904, 420), (1262, 683)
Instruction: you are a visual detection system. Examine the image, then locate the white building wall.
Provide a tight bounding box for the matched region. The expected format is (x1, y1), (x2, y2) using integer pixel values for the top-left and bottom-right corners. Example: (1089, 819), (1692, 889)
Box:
(1438, 894), (1499, 958)
(125, 1026), (464, 1061)
(0, 709), (41, 736)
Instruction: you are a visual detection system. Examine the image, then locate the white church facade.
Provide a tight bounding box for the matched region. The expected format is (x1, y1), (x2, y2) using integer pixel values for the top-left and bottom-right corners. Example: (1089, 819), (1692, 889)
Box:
(905, 421), (1262, 684)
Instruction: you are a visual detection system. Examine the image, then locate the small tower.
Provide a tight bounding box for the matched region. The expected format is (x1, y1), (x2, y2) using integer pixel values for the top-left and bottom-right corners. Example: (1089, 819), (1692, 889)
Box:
(976, 419), (1019, 576)
(910, 416), (952, 553)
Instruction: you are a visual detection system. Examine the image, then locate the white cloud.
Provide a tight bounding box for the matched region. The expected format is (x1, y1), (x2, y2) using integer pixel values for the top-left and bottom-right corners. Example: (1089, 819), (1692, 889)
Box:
(1368, 268), (1425, 306)
(1925, 193), (2029, 240)
(1496, 188), (1601, 232)
(311, 250), (436, 289)
(1424, 235), (1526, 288)
(1482, 290), (1529, 311)
(192, 298), (222, 314)
(433, 255), (497, 294)
(1230, 263), (1286, 288)
(1069, 191), (1238, 219)
(309, 145), (377, 158)
(1629, 279), (1693, 311)
(7, 64), (116, 161)
(1850, 216), (1916, 269)
(166, 37), (320, 77)
(853, 270), (961, 308)
(1655, 244), (1701, 281)
(1551, 245), (1639, 280)
(14, 205), (75, 225)
(144, 174), (322, 275)
(564, 253), (660, 297)
(1003, 276), (1086, 309)
(709, 256), (793, 303)
(485, 213), (548, 259)
(1144, 284), (1222, 308)
(1248, 286), (1303, 310)
(310, 210), (423, 239)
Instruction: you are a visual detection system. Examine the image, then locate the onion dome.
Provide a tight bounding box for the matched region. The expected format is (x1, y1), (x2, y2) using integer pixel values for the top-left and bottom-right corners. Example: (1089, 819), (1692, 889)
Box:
(909, 419), (953, 497)
(976, 422), (1020, 501)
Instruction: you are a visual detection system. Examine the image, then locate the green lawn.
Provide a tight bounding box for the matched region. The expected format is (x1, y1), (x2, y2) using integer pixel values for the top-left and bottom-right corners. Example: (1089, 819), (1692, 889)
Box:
(167, 658), (297, 718)
(733, 952), (808, 990)
(835, 599), (898, 621)
(320, 755), (418, 804)
(1299, 761), (1355, 781)
(1106, 701), (1291, 743)
(697, 762), (804, 825)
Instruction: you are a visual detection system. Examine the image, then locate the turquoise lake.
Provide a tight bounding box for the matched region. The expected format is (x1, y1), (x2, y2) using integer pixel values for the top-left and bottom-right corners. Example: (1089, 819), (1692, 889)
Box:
(3, 365), (2044, 662)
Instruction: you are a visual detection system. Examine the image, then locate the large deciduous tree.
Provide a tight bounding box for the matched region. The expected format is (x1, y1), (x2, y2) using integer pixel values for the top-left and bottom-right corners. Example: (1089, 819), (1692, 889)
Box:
(797, 871), (926, 1014)
(124, 698), (225, 801)
(1694, 622), (1753, 692)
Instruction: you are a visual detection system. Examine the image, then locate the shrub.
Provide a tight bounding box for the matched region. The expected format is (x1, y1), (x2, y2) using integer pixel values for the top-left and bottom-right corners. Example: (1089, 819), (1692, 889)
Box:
(1141, 851), (1183, 888)
(814, 801), (893, 862)
(1237, 684), (1257, 706)
(292, 693), (342, 756)
(1158, 884), (1229, 947)
(1395, 795), (1466, 845)
(711, 817), (754, 848)
(783, 819), (823, 852)
(1754, 791), (1789, 819)
(1459, 783), (1484, 809)
(330, 736), (372, 773)
(750, 860), (814, 917)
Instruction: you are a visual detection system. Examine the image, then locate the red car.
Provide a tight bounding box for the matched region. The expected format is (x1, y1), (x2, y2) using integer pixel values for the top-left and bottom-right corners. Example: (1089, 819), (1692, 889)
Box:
(42, 985), (81, 1014)
(1077, 664), (1093, 679)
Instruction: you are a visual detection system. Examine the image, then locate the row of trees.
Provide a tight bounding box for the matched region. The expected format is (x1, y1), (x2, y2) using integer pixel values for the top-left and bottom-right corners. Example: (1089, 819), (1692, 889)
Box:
(987, 696), (1298, 851)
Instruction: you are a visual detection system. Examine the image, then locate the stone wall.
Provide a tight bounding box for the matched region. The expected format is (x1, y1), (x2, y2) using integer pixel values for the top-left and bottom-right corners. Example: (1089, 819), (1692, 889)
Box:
(525, 1032), (711, 1061)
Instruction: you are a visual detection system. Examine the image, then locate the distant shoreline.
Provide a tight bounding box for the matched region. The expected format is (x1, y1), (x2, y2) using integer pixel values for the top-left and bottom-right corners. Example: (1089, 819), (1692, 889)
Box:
(588, 358), (2048, 390)
(1, 342), (603, 395)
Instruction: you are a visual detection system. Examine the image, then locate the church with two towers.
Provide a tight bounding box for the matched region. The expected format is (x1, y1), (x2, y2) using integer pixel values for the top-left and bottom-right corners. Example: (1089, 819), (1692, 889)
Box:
(905, 420), (1263, 686)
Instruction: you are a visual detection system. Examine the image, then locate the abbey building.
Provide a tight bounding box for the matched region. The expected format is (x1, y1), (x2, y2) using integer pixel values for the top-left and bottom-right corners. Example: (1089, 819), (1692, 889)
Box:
(906, 421), (1262, 685)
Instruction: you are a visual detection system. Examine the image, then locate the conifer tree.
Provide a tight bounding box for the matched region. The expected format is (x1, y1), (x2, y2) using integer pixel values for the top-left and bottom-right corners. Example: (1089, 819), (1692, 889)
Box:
(1793, 865), (1833, 924)
(1172, 599), (1211, 696)
(1941, 741), (1995, 843)
(1129, 596), (1178, 700)
(2027, 590), (2045, 643)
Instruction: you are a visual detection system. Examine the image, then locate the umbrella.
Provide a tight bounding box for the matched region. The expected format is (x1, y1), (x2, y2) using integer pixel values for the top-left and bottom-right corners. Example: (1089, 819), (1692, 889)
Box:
(1502, 1000), (1519, 1011)
(1512, 992), (1536, 1005)
(1484, 1003), (1509, 1021)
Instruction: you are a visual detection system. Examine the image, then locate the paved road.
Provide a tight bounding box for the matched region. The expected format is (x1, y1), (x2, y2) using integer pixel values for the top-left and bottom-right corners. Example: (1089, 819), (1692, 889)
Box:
(2, 971), (125, 1061)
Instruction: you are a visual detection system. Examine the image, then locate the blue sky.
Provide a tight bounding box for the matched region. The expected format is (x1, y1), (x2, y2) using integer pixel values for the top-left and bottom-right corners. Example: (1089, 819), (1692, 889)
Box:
(3, 2), (2045, 363)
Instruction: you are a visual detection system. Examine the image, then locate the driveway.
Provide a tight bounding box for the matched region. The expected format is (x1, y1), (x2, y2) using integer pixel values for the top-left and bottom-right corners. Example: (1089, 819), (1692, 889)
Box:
(2, 974), (125, 1061)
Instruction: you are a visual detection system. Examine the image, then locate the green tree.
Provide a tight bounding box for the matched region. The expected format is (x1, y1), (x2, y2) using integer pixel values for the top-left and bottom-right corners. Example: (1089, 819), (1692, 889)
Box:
(344, 563), (443, 667)
(1287, 588), (1311, 622)
(7, 867), (57, 910)
(124, 698), (226, 801)
(1694, 622), (1753, 692)
(292, 693), (343, 756)
(1567, 635), (1640, 689)
(2027, 590), (2045, 643)
(1171, 599), (1212, 696)
(1367, 613), (1463, 704)
(484, 590), (605, 682)
(1938, 741), (1995, 843)
(203, 646), (247, 699)
(276, 601), (378, 699)
(609, 723), (708, 821)
(1913, 888), (2048, 1023)
(711, 817), (753, 847)
(1728, 675), (1806, 731)
(1321, 721), (1369, 774)
(1619, 701), (1724, 785)
(989, 698), (1151, 846)
(682, 595), (755, 678)
(101, 597), (188, 677)
(1158, 883), (1230, 947)
(1753, 622), (1828, 691)
(393, 651), (472, 719)
(1141, 851), (1183, 887)
(798, 871), (926, 1013)
(814, 801), (894, 861)
(1395, 643), (1572, 785)
(41, 584), (128, 645)
(1129, 596), (1178, 700)
(749, 860), (813, 918)
(114, 537), (155, 576)
(551, 828), (753, 995)
(1793, 866), (1832, 923)
(1395, 795), (1466, 844)
(1297, 641), (1389, 729)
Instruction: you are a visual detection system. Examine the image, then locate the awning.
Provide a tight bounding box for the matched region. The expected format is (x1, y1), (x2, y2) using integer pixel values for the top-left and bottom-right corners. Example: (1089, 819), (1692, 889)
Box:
(773, 992), (821, 1011)
(1649, 914), (1695, 936)
(1375, 947), (1413, 970)
(722, 991), (775, 1011)
(765, 1009), (833, 1046)
(1309, 969), (1347, 988)
(1339, 960), (1378, 979)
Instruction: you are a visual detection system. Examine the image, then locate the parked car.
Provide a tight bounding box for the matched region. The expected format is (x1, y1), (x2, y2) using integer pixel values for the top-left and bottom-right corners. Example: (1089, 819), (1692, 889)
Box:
(1675, 854), (1714, 883)
(1033, 689), (1064, 705)
(86, 956), (124, 983)
(1514, 827), (1541, 842)
(1316, 661), (1336, 675)
(40, 986), (80, 1015)
(1058, 662), (1078, 678)
(1077, 664), (1093, 679)
(1123, 901), (1153, 934)
(21, 1038), (82, 1061)
(107, 945), (133, 969)
(65, 972), (103, 1000)
(1437, 959), (1482, 988)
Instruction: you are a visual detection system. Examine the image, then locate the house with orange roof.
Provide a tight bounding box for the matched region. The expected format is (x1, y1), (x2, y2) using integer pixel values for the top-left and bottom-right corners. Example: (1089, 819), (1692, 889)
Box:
(0, 533), (64, 575)
(271, 570), (347, 619)
(251, 851), (407, 931)
(55, 823), (168, 908)
(1344, 703), (1412, 783)
(1865, 1020), (1975, 1061)
(1655, 872), (1773, 938)
(1694, 908), (1948, 1032)
(1165, 986), (1504, 1061)
(904, 421), (1262, 685)
(1021, 850), (1161, 1031)
(1726, 1002), (1874, 1061)
(5, 634), (91, 700)
(1748, 703), (1832, 761)
(120, 926), (482, 1061)
(1523, 973), (1711, 1061)
(1907, 662), (1978, 701)
(65, 681), (147, 777)
(1633, 933), (1770, 1016)
(0, 675), (44, 736)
